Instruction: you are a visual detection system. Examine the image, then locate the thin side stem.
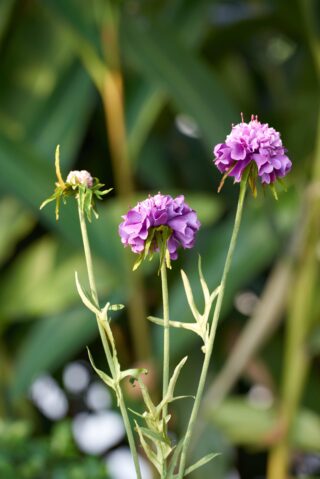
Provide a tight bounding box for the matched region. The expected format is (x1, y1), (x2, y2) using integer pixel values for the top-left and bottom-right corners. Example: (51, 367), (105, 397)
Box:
(78, 204), (142, 479)
(160, 260), (170, 478)
(178, 178), (247, 478)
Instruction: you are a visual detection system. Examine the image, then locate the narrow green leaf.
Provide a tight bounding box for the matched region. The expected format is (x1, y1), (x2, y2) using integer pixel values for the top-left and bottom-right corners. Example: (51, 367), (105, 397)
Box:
(87, 347), (115, 391)
(135, 421), (162, 474)
(132, 253), (144, 271)
(180, 269), (200, 321)
(137, 377), (157, 416)
(84, 188), (93, 222)
(168, 395), (195, 405)
(209, 285), (221, 304)
(184, 452), (220, 476)
(167, 437), (185, 479)
(197, 255), (210, 303)
(147, 315), (163, 324)
(138, 427), (170, 446)
(75, 271), (100, 315)
(158, 356), (188, 413)
(109, 303), (125, 311)
(128, 408), (145, 419)
(119, 368), (148, 382)
(148, 316), (201, 336)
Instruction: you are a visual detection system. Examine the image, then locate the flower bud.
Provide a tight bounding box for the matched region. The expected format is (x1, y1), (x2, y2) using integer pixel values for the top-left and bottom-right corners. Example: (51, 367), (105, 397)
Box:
(66, 170), (94, 188)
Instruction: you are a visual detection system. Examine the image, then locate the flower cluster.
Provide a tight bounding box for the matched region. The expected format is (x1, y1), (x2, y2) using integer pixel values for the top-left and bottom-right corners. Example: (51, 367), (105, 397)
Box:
(119, 193), (200, 268)
(213, 115), (292, 194)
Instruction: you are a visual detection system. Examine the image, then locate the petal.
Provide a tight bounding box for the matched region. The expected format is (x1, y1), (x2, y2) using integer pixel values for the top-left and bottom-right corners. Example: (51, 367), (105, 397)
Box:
(231, 142), (247, 160)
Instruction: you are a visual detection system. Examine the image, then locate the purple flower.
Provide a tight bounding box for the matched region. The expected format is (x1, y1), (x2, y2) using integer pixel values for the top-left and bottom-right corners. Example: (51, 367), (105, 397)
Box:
(119, 193), (201, 261)
(213, 115), (292, 186)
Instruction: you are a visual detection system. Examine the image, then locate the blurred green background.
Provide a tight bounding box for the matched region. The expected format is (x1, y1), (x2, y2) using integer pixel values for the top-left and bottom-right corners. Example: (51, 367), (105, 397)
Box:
(0, 0), (319, 478)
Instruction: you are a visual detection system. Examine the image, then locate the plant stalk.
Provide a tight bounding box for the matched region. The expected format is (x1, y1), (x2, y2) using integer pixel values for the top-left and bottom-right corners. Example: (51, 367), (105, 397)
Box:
(161, 261), (170, 414)
(160, 260), (170, 478)
(78, 203), (142, 479)
(178, 178), (248, 478)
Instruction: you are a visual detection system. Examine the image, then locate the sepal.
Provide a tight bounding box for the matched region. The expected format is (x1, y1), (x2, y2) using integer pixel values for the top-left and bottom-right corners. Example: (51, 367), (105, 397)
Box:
(132, 225), (172, 271)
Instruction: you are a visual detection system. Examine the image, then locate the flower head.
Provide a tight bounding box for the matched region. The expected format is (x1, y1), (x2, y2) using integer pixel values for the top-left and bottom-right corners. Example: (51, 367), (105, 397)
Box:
(213, 114), (292, 196)
(119, 193), (201, 269)
(40, 145), (112, 221)
(66, 170), (94, 188)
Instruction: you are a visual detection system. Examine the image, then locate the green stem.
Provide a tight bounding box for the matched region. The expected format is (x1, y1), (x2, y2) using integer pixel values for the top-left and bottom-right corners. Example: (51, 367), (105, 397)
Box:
(78, 203), (142, 479)
(161, 261), (170, 413)
(160, 260), (170, 478)
(178, 178), (247, 478)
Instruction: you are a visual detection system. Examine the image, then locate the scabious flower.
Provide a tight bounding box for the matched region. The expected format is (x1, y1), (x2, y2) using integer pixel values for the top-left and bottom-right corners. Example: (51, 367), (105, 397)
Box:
(213, 114), (292, 195)
(66, 170), (94, 188)
(119, 193), (200, 268)
(40, 146), (111, 221)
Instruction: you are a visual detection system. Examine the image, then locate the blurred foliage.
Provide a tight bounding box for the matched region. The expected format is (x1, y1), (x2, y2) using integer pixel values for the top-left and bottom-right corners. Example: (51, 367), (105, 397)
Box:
(0, 420), (109, 479)
(0, 0), (319, 478)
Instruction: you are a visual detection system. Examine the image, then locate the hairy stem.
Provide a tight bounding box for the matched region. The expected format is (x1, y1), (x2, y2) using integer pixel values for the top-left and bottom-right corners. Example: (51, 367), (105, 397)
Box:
(78, 203), (142, 479)
(178, 178), (247, 478)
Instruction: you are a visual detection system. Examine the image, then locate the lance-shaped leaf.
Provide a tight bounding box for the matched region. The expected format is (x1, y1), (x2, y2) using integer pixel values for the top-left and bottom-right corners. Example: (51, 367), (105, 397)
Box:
(138, 427), (171, 446)
(96, 307), (116, 350)
(132, 253), (144, 272)
(87, 347), (115, 391)
(157, 356), (188, 413)
(109, 303), (125, 311)
(148, 316), (201, 336)
(180, 269), (200, 321)
(100, 301), (110, 319)
(75, 272), (100, 315)
(198, 255), (210, 304)
(165, 395), (195, 405)
(184, 452), (220, 476)
(120, 368), (148, 382)
(128, 408), (145, 419)
(209, 285), (221, 306)
(137, 376), (157, 416)
(135, 421), (162, 474)
(96, 315), (122, 385)
(167, 437), (185, 479)
(83, 187), (93, 221)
